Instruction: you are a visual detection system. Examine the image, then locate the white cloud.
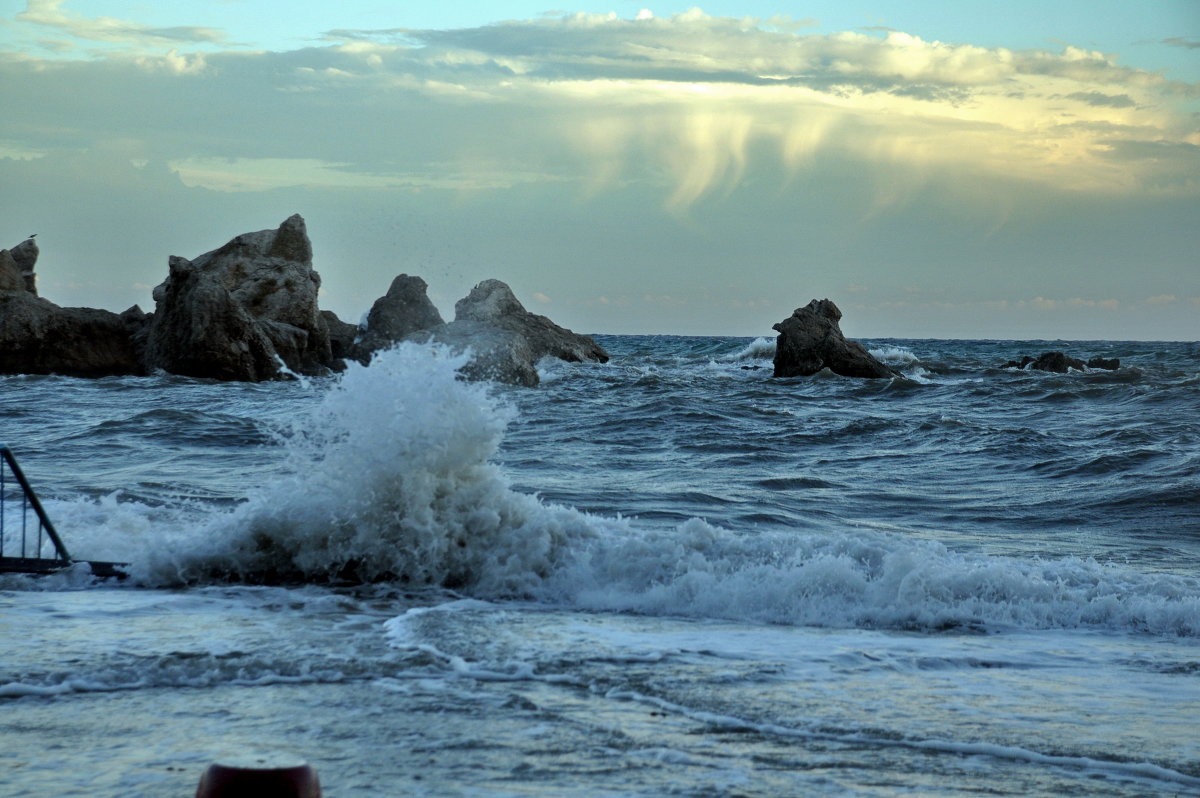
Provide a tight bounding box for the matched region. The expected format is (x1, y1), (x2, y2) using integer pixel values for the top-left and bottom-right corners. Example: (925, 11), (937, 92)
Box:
(16, 0), (228, 48)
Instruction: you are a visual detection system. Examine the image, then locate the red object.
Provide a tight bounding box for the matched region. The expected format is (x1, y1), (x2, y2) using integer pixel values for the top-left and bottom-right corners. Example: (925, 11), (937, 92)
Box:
(195, 761), (321, 797)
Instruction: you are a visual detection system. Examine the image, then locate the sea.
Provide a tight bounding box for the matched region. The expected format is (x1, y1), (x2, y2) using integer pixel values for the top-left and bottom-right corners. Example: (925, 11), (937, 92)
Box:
(1, 335), (1198, 797)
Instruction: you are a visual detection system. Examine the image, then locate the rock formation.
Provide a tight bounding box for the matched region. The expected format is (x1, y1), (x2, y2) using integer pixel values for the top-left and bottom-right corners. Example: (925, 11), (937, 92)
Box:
(349, 276), (608, 386)
(0, 238), (142, 377)
(771, 299), (894, 379)
(421, 279), (609, 386)
(1003, 352), (1120, 372)
(351, 274), (444, 362)
(144, 214), (338, 380)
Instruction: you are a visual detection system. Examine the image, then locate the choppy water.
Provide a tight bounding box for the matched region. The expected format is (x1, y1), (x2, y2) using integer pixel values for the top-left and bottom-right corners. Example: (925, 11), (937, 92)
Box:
(1, 336), (1198, 796)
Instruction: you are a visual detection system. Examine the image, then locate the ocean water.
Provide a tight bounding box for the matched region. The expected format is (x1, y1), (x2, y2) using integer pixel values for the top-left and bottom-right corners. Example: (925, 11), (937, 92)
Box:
(1, 336), (1198, 796)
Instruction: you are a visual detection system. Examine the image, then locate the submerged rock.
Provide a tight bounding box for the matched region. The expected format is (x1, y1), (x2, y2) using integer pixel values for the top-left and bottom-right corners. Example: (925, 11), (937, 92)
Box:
(145, 214), (337, 381)
(1003, 352), (1120, 372)
(771, 299), (893, 379)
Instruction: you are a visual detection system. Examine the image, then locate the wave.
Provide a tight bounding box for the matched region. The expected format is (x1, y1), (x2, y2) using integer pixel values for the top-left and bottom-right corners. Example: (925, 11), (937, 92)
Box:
(868, 346), (920, 366)
(728, 337), (775, 361)
(43, 342), (1200, 638)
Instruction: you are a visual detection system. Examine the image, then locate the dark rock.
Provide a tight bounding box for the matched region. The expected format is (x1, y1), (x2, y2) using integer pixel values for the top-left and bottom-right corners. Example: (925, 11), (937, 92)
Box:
(144, 255), (282, 381)
(145, 215), (335, 380)
(0, 249), (24, 292)
(0, 292), (143, 377)
(771, 299), (894, 379)
(353, 274), (444, 362)
(1003, 351), (1117, 372)
(405, 279), (609, 386)
(322, 310), (359, 362)
(9, 238), (38, 294)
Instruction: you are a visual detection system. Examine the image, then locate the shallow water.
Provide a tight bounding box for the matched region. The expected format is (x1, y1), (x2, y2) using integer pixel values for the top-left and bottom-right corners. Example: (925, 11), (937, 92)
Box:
(1, 336), (1198, 795)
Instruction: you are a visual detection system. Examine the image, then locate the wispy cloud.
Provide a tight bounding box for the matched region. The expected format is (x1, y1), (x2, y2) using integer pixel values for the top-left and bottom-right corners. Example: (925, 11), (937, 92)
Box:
(4, 8), (1198, 212)
(16, 0), (227, 47)
(1161, 37), (1200, 50)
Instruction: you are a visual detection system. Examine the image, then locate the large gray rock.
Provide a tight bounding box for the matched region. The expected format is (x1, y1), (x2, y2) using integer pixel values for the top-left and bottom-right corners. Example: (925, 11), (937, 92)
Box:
(321, 310), (359, 363)
(0, 237), (140, 377)
(412, 279), (609, 386)
(144, 256), (281, 381)
(8, 238), (39, 294)
(352, 274), (444, 361)
(454, 279), (609, 365)
(772, 299), (894, 379)
(145, 214), (335, 380)
(0, 292), (142, 377)
(0, 249), (25, 292)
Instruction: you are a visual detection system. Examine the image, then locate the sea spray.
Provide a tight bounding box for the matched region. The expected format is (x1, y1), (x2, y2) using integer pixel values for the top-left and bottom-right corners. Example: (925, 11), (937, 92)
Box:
(125, 343), (603, 588)
(31, 341), (1200, 637)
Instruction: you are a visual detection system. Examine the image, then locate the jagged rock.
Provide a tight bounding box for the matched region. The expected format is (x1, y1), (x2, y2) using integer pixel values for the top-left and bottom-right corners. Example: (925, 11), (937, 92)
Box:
(1003, 352), (1119, 372)
(145, 214), (335, 380)
(8, 238), (38, 294)
(144, 256), (281, 381)
(322, 310), (359, 362)
(771, 299), (893, 379)
(0, 292), (142, 377)
(454, 279), (609, 364)
(401, 279), (609, 387)
(352, 274), (444, 361)
(0, 237), (140, 377)
(0, 249), (24, 292)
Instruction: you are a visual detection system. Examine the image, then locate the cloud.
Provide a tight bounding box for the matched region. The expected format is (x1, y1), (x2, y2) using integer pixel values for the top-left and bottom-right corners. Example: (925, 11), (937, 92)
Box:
(1161, 37), (1200, 50)
(16, 0), (228, 47)
(1066, 91), (1136, 108)
(2, 8), (1198, 217)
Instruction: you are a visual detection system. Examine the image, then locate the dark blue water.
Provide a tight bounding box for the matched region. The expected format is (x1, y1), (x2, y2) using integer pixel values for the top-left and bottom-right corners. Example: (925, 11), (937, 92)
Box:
(1, 336), (1198, 796)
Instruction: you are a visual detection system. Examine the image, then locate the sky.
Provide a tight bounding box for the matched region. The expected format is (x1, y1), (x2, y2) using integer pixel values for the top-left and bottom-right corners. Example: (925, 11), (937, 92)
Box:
(1, 1), (1198, 340)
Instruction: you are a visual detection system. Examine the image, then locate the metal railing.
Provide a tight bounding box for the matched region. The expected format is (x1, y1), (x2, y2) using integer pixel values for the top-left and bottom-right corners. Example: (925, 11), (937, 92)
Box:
(0, 445), (125, 578)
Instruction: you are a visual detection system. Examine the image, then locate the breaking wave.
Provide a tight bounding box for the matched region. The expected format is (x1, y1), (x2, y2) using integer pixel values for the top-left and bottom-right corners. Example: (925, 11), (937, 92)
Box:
(40, 342), (1200, 638)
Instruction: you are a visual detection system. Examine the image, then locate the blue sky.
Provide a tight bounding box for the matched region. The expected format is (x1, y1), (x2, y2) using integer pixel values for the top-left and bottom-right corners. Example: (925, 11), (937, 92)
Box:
(2, 1), (1198, 338)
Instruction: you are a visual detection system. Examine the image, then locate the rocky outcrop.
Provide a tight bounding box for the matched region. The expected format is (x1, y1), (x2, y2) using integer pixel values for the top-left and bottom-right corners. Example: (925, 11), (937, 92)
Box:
(1003, 352), (1120, 372)
(346, 278), (610, 386)
(144, 214), (337, 380)
(351, 274), (444, 362)
(322, 310), (359, 362)
(0, 239), (142, 377)
(144, 255), (282, 381)
(5, 238), (39, 294)
(772, 299), (894, 379)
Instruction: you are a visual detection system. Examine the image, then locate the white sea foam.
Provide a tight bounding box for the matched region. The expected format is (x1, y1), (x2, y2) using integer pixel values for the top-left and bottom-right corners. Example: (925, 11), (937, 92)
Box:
(729, 337), (775, 361)
(41, 341), (1200, 637)
(869, 346), (920, 365)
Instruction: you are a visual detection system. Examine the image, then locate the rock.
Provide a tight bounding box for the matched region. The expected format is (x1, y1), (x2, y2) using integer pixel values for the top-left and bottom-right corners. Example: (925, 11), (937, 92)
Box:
(0, 237), (140, 377)
(321, 310), (359, 362)
(420, 319), (542, 386)
(8, 238), (38, 294)
(0, 291), (143, 377)
(771, 299), (894, 379)
(144, 256), (282, 381)
(0, 249), (24, 292)
(1002, 352), (1119, 372)
(145, 215), (335, 380)
(402, 279), (609, 386)
(352, 274), (444, 361)
(453, 279), (609, 365)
